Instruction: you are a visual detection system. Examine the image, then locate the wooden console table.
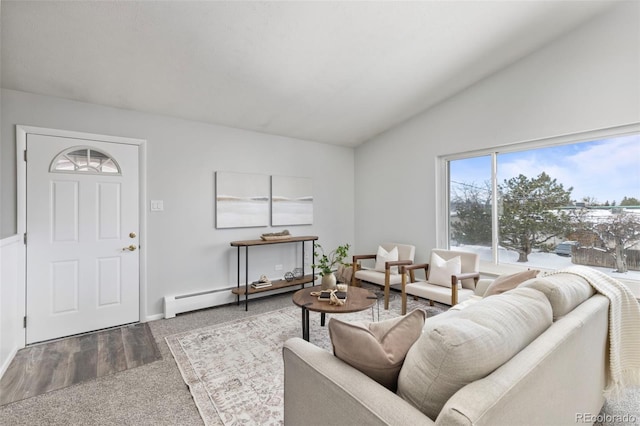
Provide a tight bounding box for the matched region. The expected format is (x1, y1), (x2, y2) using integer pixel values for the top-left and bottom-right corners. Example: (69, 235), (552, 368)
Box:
(230, 236), (318, 310)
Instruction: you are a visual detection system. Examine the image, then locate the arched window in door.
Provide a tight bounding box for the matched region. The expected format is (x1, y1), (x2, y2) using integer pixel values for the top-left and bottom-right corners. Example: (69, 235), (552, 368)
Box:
(50, 146), (121, 175)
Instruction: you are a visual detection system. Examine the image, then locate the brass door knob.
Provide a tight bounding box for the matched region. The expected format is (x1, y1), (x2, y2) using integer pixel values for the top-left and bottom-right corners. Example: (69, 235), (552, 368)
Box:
(122, 245), (137, 252)
(129, 232), (137, 238)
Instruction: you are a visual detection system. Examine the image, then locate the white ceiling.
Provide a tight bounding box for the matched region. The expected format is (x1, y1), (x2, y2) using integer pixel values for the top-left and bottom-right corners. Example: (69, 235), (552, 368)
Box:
(1, 1), (618, 147)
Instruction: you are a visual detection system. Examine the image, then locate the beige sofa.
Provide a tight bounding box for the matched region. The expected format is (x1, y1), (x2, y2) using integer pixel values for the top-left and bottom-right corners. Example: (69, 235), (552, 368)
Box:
(283, 272), (609, 425)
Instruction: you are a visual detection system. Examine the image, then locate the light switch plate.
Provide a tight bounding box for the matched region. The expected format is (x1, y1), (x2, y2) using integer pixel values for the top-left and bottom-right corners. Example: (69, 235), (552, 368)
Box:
(150, 200), (164, 211)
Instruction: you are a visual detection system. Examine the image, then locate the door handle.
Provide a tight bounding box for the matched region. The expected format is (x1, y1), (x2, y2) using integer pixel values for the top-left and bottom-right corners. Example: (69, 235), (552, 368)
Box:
(122, 245), (137, 252)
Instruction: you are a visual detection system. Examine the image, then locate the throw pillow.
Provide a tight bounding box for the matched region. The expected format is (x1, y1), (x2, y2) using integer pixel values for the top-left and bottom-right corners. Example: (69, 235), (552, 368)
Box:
(328, 309), (426, 391)
(428, 252), (461, 287)
(397, 288), (552, 420)
(374, 245), (399, 274)
(484, 269), (539, 297)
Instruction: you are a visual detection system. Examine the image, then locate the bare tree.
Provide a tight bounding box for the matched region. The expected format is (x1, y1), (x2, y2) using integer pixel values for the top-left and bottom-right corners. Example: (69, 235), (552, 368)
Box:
(580, 210), (640, 272)
(450, 181), (492, 246)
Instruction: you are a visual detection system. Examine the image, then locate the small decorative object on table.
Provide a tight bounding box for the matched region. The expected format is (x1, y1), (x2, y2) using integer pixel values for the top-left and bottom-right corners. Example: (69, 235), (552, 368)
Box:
(292, 268), (304, 279)
(313, 243), (351, 290)
(251, 274), (272, 289)
(260, 229), (291, 241)
(284, 271), (295, 282)
(313, 290), (347, 306)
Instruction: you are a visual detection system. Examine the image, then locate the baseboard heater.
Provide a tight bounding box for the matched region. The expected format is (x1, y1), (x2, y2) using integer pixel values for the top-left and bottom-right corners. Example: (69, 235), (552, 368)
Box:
(164, 288), (235, 318)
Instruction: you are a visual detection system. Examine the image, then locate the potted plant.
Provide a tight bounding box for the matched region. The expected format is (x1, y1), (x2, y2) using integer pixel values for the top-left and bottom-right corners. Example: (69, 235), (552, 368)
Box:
(313, 243), (351, 290)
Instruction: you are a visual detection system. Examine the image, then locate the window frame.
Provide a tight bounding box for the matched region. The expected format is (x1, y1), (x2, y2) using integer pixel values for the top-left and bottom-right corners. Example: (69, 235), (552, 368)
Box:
(50, 145), (122, 175)
(436, 122), (640, 277)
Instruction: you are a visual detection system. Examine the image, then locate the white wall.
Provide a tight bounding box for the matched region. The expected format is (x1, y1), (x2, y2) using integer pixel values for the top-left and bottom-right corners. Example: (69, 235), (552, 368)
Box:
(1, 90), (355, 319)
(354, 2), (640, 263)
(0, 235), (24, 377)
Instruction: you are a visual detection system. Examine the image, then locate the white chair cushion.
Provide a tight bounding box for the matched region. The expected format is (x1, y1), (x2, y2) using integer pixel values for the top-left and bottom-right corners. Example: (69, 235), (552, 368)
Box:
(428, 252), (461, 287)
(355, 268), (404, 286)
(397, 287), (553, 420)
(405, 281), (475, 305)
(375, 245), (399, 274)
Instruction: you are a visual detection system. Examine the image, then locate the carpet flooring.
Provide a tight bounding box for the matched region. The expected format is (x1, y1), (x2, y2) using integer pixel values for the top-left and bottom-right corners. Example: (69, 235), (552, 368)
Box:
(0, 287), (638, 426)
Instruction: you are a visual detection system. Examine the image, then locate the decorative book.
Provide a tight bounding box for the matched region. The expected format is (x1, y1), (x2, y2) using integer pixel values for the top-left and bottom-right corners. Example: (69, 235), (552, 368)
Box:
(251, 282), (273, 289)
(318, 290), (347, 301)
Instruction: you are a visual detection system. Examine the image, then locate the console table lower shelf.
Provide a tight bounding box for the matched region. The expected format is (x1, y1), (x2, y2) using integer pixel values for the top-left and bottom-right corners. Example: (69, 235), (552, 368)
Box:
(231, 275), (315, 305)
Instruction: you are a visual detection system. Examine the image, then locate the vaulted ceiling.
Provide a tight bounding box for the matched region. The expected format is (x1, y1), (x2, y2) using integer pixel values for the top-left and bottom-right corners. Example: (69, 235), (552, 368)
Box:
(1, 1), (618, 147)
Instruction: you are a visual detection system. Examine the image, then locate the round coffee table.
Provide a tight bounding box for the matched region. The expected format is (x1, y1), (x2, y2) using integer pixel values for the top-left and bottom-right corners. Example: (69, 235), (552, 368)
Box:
(292, 285), (377, 341)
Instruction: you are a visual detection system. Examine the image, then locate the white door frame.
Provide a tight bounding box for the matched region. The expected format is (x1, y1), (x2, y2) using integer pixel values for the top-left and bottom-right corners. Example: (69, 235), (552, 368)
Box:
(16, 125), (148, 343)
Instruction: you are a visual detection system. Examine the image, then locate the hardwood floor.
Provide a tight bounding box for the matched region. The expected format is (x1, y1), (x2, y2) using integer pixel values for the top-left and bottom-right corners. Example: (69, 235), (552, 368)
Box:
(0, 323), (161, 406)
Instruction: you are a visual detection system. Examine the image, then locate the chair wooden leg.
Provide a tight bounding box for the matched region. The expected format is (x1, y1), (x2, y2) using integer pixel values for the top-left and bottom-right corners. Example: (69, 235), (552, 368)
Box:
(384, 283), (390, 310)
(351, 264), (359, 287)
(429, 300), (434, 306)
(384, 270), (391, 310)
(401, 274), (407, 315)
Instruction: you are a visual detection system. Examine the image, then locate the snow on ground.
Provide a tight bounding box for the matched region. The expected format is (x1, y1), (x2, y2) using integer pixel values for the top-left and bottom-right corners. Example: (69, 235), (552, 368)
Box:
(452, 244), (640, 296)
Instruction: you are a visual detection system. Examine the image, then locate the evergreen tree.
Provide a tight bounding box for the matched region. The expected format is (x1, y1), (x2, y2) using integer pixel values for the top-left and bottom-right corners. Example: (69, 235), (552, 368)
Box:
(620, 196), (640, 206)
(499, 173), (573, 262)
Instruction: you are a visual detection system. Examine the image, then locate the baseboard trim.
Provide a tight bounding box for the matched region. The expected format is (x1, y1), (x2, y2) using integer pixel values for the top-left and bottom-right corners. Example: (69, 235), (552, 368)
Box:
(164, 287), (236, 318)
(0, 347), (19, 381)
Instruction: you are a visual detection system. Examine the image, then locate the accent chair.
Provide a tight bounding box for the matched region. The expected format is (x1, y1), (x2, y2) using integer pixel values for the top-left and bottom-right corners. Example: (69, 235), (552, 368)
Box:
(351, 243), (415, 310)
(400, 249), (480, 314)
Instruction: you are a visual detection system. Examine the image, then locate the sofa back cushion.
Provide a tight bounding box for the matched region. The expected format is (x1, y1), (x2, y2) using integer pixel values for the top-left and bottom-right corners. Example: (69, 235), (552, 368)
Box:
(396, 287), (553, 420)
(519, 273), (595, 320)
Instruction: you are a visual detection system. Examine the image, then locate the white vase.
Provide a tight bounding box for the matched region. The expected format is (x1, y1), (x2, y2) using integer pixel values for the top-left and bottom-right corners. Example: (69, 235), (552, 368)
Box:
(321, 273), (337, 290)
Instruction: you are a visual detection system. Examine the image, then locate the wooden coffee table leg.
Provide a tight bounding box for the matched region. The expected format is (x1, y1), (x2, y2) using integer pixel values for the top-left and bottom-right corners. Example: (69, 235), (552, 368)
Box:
(321, 312), (326, 327)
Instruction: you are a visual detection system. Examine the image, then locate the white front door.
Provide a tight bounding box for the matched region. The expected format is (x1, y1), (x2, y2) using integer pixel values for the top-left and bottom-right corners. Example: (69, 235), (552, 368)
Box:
(26, 134), (140, 344)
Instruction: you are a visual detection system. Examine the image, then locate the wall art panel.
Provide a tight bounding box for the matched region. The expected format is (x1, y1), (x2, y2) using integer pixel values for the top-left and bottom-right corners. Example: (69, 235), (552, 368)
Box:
(215, 172), (269, 228)
(271, 176), (313, 226)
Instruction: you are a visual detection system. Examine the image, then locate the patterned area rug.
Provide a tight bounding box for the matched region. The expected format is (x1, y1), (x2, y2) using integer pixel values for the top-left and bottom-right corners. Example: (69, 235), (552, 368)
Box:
(166, 296), (444, 426)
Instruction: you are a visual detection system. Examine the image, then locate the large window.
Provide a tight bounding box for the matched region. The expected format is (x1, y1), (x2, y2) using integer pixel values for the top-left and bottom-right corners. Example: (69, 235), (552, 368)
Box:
(445, 128), (640, 281)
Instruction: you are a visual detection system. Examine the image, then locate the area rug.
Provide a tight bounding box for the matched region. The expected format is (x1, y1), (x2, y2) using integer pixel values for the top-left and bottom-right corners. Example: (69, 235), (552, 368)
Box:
(166, 297), (443, 426)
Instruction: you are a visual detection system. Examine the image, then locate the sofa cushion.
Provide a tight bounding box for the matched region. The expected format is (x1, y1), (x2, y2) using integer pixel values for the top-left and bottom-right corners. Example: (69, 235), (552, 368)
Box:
(328, 309), (425, 391)
(428, 252), (461, 287)
(375, 245), (399, 274)
(519, 273), (595, 320)
(484, 269), (539, 297)
(397, 287), (553, 420)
